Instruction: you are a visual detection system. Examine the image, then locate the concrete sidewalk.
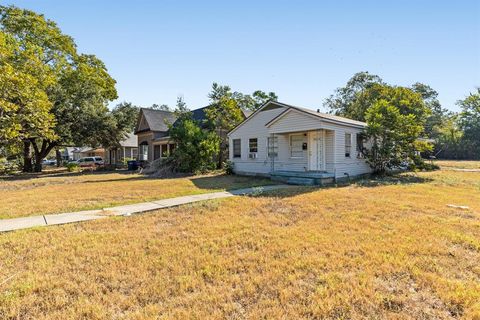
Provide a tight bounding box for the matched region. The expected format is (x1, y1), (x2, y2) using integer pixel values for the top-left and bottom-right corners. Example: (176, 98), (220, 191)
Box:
(0, 185), (293, 233)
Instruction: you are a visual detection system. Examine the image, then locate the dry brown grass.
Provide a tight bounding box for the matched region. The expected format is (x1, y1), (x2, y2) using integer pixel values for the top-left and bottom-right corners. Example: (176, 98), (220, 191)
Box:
(436, 160), (480, 170)
(0, 172), (274, 219)
(0, 166), (479, 319)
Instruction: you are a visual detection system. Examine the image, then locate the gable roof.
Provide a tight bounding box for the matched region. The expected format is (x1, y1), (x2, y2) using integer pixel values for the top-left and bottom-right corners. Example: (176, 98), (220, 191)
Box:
(120, 132), (138, 147)
(228, 101), (366, 136)
(189, 106), (251, 123)
(136, 106), (251, 134)
(265, 102), (367, 128)
(135, 108), (177, 134)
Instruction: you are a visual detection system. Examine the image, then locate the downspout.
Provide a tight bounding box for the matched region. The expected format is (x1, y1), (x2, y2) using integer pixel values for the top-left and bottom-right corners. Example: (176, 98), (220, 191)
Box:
(333, 129), (337, 183)
(317, 129), (320, 171)
(271, 132), (275, 174)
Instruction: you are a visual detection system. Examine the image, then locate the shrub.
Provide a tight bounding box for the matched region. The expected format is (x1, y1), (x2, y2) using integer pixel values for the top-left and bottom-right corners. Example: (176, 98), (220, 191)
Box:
(224, 161), (234, 175)
(169, 114), (220, 173)
(364, 99), (430, 174)
(122, 157), (133, 165)
(0, 158), (18, 174)
(410, 158), (440, 171)
(66, 162), (79, 172)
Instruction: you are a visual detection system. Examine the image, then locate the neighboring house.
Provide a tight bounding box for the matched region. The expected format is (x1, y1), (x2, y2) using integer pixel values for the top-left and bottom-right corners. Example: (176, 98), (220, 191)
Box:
(104, 133), (138, 166)
(72, 147), (105, 160)
(135, 108), (178, 163)
(134, 107), (251, 163)
(228, 101), (372, 184)
(59, 147), (76, 161)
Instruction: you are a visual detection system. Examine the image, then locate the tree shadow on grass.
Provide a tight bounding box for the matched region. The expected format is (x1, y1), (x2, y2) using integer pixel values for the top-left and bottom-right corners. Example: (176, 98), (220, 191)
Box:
(188, 174), (276, 190)
(83, 173), (274, 187)
(0, 168), (138, 182)
(234, 173), (434, 199)
(352, 174), (433, 188)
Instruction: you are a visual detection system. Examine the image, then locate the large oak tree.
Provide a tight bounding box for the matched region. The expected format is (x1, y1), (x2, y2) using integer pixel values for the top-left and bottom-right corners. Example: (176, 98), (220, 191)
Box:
(0, 6), (119, 172)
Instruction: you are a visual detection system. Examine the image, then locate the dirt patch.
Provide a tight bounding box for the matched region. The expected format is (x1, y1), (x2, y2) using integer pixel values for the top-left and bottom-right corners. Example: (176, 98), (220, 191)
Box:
(375, 272), (455, 319)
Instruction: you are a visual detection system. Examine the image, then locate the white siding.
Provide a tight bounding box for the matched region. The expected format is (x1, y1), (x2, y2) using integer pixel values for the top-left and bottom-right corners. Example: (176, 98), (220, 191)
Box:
(228, 106), (373, 178)
(325, 130), (335, 172)
(330, 126), (372, 178)
(229, 107), (287, 174)
(269, 133), (309, 172)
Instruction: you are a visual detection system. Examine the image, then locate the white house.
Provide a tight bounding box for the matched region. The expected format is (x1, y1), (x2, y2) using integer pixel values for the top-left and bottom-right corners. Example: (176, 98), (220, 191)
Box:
(227, 101), (372, 185)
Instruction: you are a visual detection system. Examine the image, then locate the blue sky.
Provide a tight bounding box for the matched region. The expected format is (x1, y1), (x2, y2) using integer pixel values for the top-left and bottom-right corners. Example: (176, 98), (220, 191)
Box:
(5, 0), (480, 112)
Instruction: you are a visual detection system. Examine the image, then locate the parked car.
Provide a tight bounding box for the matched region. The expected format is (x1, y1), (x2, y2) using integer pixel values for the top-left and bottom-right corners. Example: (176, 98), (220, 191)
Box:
(42, 159), (57, 166)
(77, 157), (104, 167)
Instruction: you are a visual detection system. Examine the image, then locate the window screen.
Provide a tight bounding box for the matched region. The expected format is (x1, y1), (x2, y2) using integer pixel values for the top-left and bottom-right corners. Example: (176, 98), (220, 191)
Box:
(249, 138), (258, 153)
(345, 133), (352, 158)
(267, 136), (278, 157)
(290, 134), (305, 158)
(233, 139), (241, 158)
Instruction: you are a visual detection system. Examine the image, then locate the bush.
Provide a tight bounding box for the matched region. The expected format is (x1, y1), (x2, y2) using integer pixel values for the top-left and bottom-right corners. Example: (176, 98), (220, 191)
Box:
(169, 115), (220, 173)
(0, 158), (18, 174)
(122, 157), (133, 165)
(224, 161), (234, 175)
(410, 159), (440, 171)
(66, 162), (79, 172)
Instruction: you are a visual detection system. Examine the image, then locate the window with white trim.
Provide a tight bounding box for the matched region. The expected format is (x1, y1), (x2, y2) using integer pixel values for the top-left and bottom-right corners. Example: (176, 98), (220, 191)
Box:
(233, 139), (241, 158)
(290, 134), (306, 158)
(249, 138), (258, 153)
(345, 133), (352, 158)
(139, 144), (148, 161)
(267, 136), (278, 158)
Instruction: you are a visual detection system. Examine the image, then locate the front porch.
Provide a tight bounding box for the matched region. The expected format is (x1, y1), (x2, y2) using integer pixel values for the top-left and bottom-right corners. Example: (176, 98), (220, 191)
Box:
(266, 128), (336, 185)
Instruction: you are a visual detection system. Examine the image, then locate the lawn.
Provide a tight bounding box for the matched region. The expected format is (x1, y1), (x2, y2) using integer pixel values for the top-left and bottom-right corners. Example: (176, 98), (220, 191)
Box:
(436, 160), (480, 170)
(0, 172), (275, 219)
(0, 164), (479, 319)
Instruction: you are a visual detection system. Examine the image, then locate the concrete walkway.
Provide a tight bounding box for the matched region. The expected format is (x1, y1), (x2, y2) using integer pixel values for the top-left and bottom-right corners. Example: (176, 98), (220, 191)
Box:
(0, 185), (293, 233)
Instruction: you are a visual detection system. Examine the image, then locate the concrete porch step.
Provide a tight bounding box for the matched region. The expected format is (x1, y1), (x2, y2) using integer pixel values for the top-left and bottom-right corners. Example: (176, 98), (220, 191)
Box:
(286, 177), (317, 185)
(271, 170), (334, 179)
(270, 170), (335, 186)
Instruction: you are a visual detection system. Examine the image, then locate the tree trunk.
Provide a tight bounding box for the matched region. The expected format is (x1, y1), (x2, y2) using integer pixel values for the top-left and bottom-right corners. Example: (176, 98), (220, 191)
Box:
(31, 140), (56, 173)
(34, 153), (43, 172)
(22, 140), (33, 173)
(55, 148), (62, 167)
(217, 142), (224, 169)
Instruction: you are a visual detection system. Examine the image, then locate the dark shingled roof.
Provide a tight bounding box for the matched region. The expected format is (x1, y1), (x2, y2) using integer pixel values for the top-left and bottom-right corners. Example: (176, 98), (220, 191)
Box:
(137, 106), (251, 134)
(140, 108), (177, 132)
(189, 106), (251, 123)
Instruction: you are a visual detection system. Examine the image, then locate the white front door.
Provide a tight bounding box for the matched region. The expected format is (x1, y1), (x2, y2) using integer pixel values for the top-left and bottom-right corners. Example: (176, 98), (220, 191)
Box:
(308, 131), (324, 171)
